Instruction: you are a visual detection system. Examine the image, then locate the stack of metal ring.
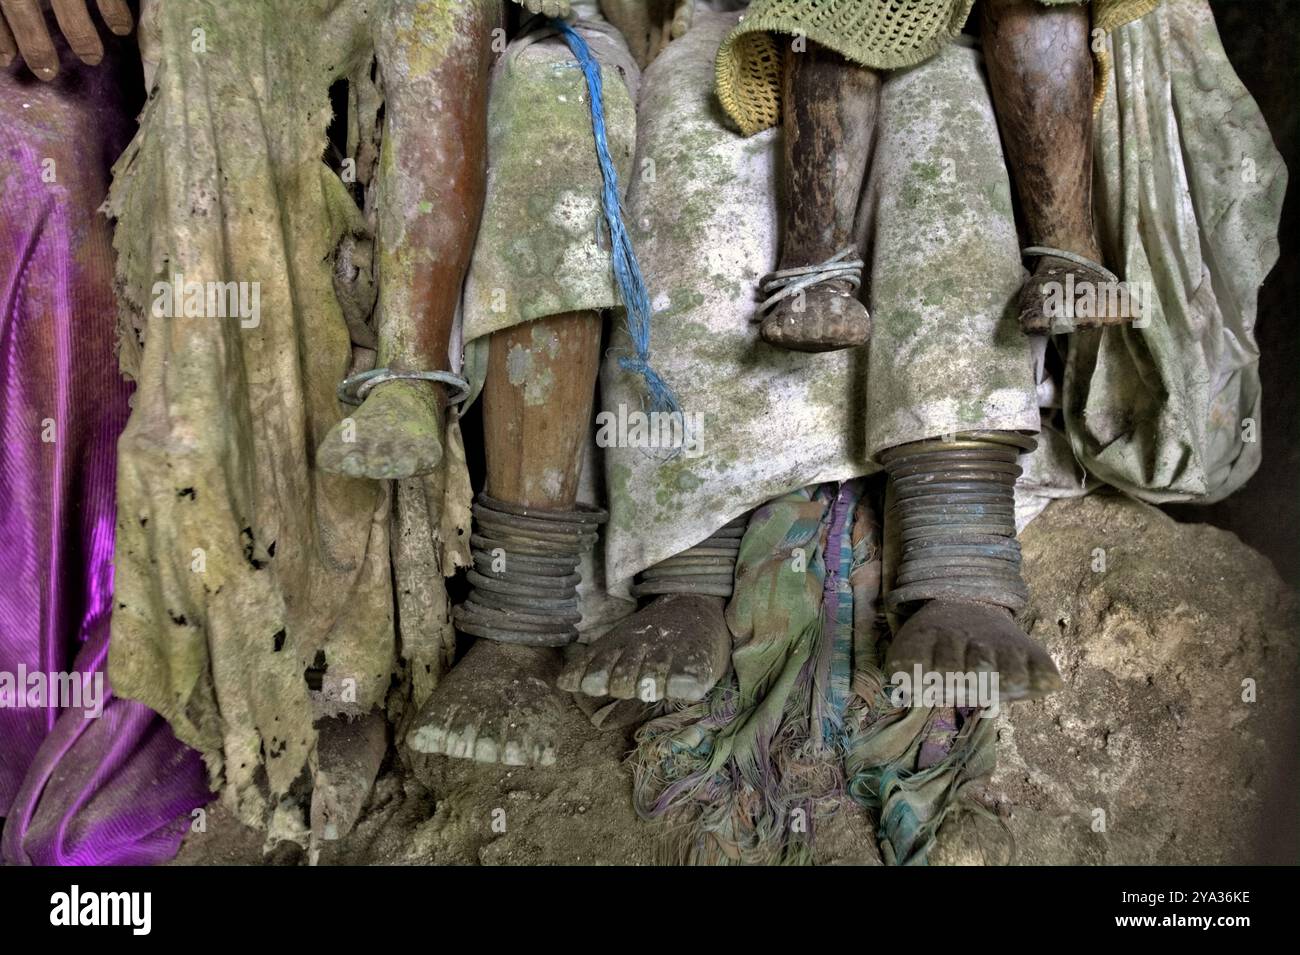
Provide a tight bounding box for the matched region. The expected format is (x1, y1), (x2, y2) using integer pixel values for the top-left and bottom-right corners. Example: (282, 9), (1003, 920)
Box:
(881, 431), (1037, 614)
(630, 516), (747, 600)
(454, 493), (607, 647)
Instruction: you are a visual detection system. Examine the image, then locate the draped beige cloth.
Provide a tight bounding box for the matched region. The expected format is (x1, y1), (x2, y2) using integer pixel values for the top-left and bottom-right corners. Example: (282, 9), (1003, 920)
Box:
(109, 0), (406, 830)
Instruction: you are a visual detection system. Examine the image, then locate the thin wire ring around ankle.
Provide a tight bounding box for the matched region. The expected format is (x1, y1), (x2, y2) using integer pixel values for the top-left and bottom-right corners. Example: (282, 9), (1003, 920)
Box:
(337, 367), (471, 407)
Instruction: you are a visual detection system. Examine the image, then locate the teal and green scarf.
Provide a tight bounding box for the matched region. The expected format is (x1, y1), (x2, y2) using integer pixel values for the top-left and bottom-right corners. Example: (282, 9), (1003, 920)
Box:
(630, 480), (1003, 865)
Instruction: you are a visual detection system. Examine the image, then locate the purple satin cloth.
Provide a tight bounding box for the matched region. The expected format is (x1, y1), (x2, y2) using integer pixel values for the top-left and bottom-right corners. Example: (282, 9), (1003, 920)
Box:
(0, 46), (211, 865)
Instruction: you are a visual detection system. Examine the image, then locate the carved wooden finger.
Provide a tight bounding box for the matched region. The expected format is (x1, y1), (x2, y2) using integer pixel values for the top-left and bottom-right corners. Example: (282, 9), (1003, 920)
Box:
(95, 0), (133, 35)
(0, 15), (18, 66)
(0, 0), (59, 78)
(51, 0), (103, 64)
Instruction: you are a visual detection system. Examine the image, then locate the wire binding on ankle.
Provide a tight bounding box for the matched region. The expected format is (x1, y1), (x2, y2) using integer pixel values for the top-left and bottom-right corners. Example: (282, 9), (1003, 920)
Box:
(455, 493), (607, 646)
(631, 516), (747, 599)
(758, 247), (864, 315)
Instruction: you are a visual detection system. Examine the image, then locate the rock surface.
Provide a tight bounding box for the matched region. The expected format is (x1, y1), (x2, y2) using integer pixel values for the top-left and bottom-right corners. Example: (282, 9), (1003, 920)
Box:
(947, 494), (1298, 865)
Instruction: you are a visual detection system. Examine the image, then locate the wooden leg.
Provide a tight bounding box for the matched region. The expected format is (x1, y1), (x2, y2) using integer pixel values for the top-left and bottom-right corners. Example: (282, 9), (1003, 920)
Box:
(483, 310), (603, 509)
(984, 0), (1098, 260)
(403, 309), (603, 769)
(983, 0), (1126, 330)
(317, 0), (499, 478)
(761, 40), (879, 353)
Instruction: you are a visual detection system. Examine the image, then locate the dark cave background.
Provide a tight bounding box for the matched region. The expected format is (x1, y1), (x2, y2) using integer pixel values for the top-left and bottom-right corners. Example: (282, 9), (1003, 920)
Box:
(1199, 0), (1298, 865)
(1188, 1), (1299, 590)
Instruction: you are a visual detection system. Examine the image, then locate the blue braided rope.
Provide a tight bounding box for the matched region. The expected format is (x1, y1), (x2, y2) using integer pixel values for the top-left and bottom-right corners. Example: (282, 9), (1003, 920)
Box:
(552, 19), (681, 417)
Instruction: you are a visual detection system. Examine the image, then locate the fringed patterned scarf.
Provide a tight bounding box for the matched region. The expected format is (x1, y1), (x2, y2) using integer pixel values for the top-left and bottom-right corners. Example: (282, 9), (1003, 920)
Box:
(630, 480), (1004, 865)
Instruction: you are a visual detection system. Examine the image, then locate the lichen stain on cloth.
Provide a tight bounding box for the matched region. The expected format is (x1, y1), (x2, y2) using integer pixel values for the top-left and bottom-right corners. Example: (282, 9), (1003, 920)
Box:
(459, 16), (638, 405)
(550, 190), (601, 234)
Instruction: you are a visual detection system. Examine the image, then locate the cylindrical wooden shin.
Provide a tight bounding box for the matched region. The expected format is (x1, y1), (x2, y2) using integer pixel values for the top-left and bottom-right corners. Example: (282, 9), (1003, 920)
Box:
(317, 0), (501, 479)
(779, 41), (879, 270)
(761, 40), (878, 352)
(983, 0), (1100, 260)
(483, 310), (604, 510)
(376, 0), (501, 400)
(458, 310), (606, 647)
